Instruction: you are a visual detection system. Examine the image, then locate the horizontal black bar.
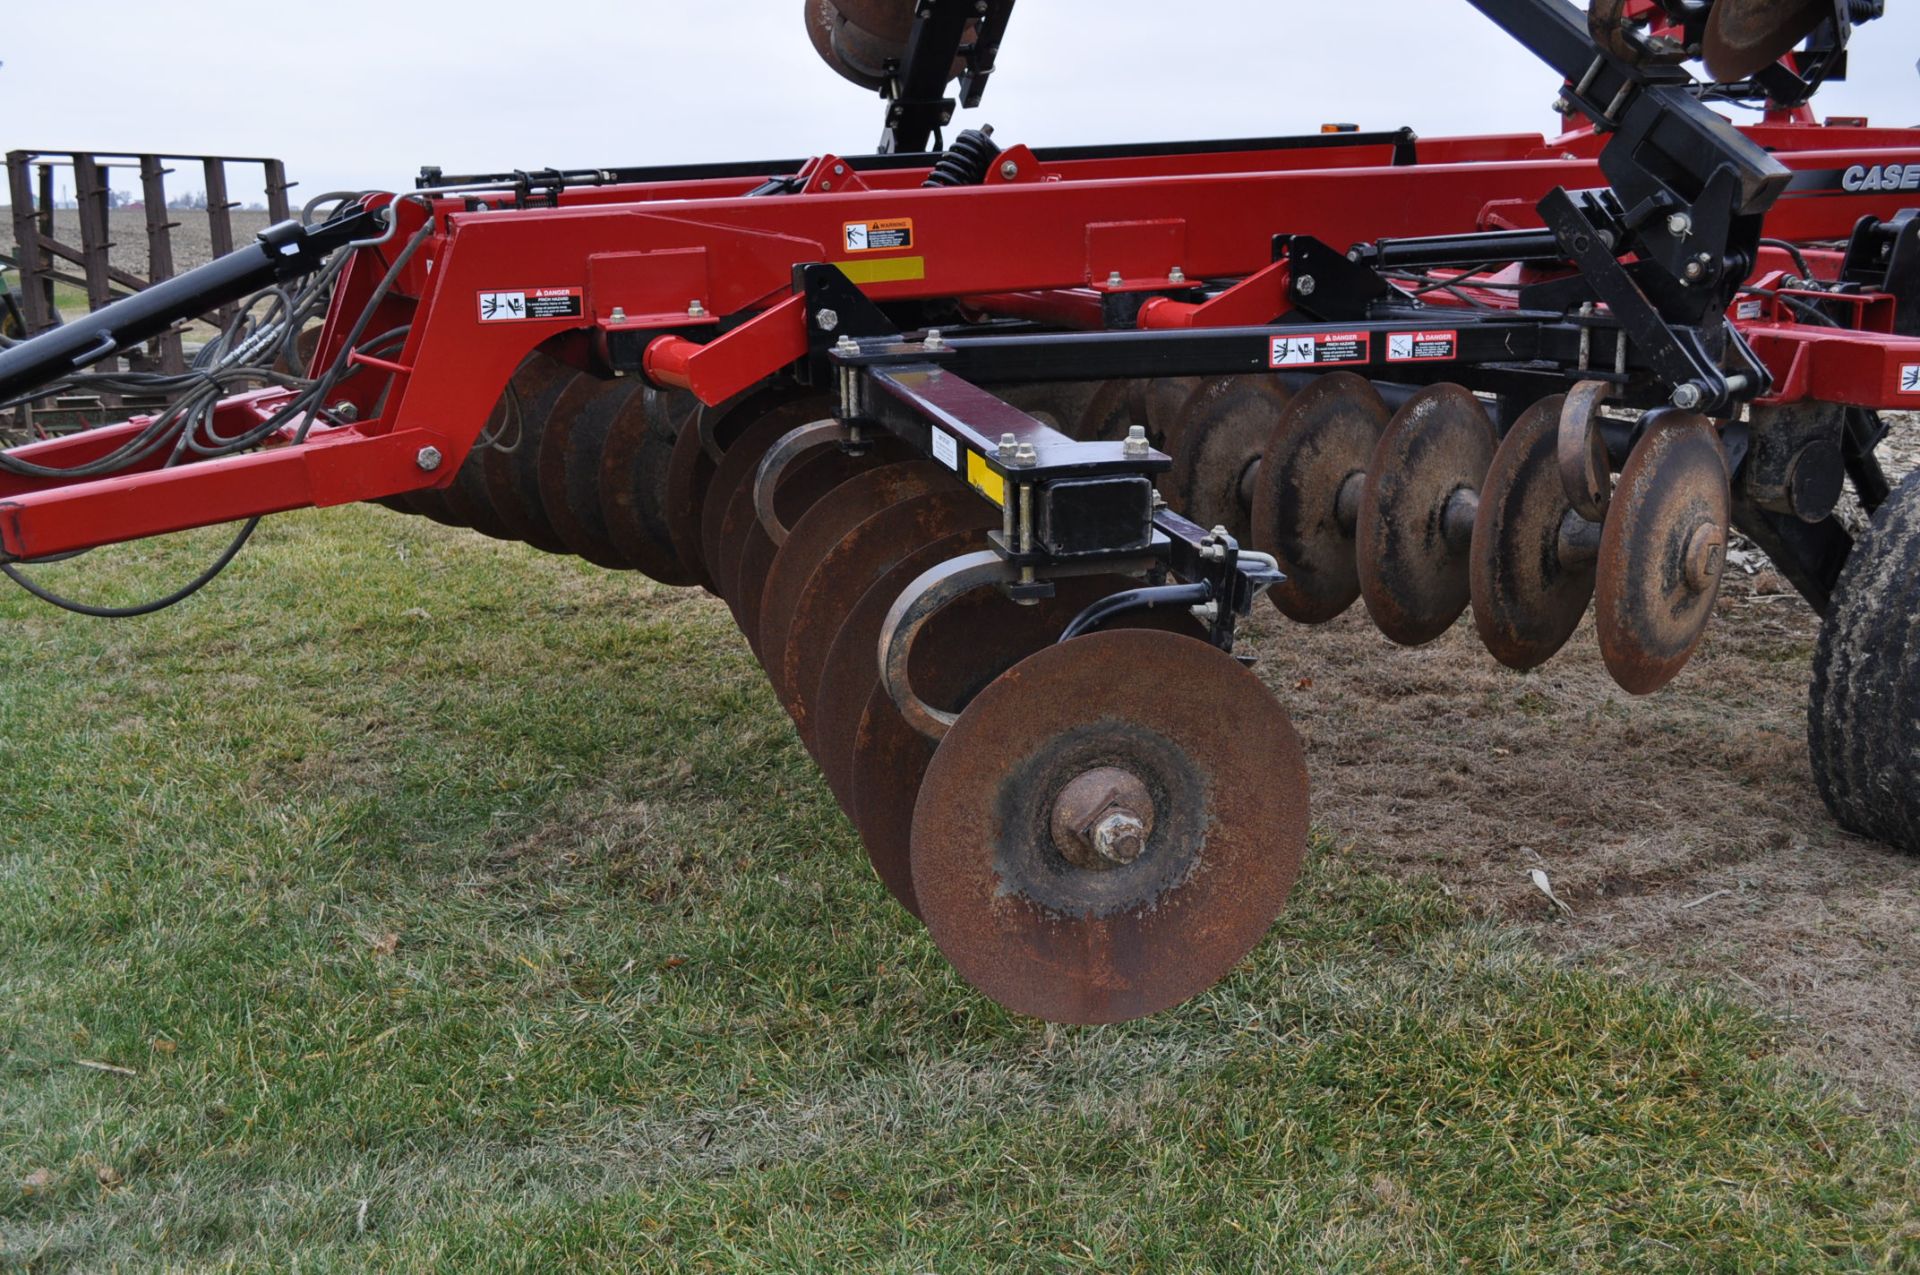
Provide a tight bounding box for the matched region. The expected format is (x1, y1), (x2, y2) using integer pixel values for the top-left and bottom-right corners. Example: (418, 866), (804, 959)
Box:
(0, 210), (380, 403)
(417, 128), (1424, 191)
(837, 315), (1639, 387)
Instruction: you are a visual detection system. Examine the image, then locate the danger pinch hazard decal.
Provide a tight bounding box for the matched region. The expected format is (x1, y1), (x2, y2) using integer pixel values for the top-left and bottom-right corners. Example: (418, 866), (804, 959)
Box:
(1387, 329), (1459, 363)
(478, 287), (584, 322)
(842, 218), (914, 253)
(1270, 332), (1371, 368)
(1901, 365), (1920, 395)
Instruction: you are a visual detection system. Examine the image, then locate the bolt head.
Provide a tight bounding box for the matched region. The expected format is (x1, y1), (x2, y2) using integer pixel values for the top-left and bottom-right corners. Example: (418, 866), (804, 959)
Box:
(1670, 383), (1705, 410)
(1106, 271), (1125, 287)
(1050, 768), (1156, 870)
(1123, 425), (1149, 457)
(609, 306), (627, 323)
(1297, 275), (1317, 296)
(1091, 812), (1148, 865)
(998, 432), (1020, 460)
(999, 160), (1019, 180)
(834, 334), (860, 355)
(415, 446), (443, 472)
(1666, 212), (1693, 237)
(1169, 267), (1187, 284)
(1012, 443), (1039, 468)
(329, 400), (359, 423)
(816, 308), (840, 332)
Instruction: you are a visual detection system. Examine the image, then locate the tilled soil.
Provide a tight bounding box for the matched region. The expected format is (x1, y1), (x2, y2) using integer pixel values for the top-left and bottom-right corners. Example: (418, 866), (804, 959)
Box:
(1245, 412), (1920, 1112)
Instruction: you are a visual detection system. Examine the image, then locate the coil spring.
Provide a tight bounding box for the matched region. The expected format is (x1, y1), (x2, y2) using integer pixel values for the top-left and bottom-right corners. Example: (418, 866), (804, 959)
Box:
(923, 127), (1002, 188)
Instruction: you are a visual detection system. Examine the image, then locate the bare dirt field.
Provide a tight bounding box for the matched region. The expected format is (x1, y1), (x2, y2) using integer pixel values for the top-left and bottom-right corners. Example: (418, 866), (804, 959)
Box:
(0, 209), (275, 280)
(1243, 412), (1920, 1112)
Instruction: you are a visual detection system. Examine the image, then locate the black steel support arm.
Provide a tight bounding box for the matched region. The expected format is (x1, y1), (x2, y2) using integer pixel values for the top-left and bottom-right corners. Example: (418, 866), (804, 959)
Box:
(0, 206), (384, 403)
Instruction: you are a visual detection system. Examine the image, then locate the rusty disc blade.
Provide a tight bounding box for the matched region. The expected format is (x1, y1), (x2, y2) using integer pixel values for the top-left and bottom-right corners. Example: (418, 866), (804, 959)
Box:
(728, 439), (915, 657)
(835, 0), (915, 40)
(757, 462), (952, 701)
(1595, 413), (1731, 695)
(996, 382), (1102, 438)
(810, 523), (998, 811)
(450, 356), (566, 541)
(442, 421), (513, 539)
(481, 355), (578, 554)
(1702, 0), (1827, 81)
(758, 464), (954, 698)
(1470, 395), (1602, 671)
(1076, 380), (1144, 442)
(910, 628), (1310, 1025)
(803, 1), (873, 87)
(662, 386), (800, 592)
(1143, 377), (1205, 448)
(537, 374), (643, 570)
(779, 490), (999, 750)
(1356, 384), (1498, 646)
(699, 404), (829, 604)
(849, 579), (1206, 920)
(1164, 375), (1289, 542)
(1251, 372), (1389, 624)
(599, 388), (703, 587)
(397, 488), (462, 528)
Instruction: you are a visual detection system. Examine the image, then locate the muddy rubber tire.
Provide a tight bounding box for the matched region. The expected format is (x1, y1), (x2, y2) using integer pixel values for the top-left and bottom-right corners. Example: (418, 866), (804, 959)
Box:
(1808, 470), (1920, 854)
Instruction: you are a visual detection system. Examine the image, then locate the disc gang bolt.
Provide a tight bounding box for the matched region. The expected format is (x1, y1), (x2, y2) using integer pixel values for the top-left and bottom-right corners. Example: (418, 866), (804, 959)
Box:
(415, 447), (443, 472)
(998, 432), (1020, 461)
(834, 335), (861, 356)
(1050, 768), (1156, 869)
(1123, 425), (1150, 458)
(1011, 443), (1039, 469)
(1684, 523), (1726, 591)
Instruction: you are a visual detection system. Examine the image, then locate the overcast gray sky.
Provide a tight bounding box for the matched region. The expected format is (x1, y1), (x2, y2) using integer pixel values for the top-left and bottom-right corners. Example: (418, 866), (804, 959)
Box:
(6, 2), (1916, 203)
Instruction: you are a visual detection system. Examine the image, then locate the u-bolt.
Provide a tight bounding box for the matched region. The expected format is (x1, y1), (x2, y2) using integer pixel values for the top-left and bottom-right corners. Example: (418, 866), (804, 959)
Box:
(877, 550), (1018, 744)
(753, 420), (848, 547)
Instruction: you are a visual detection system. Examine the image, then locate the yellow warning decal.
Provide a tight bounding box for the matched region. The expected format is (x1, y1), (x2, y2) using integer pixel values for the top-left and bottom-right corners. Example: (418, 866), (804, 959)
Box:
(833, 255), (927, 285)
(967, 451), (1006, 507)
(842, 217), (914, 253)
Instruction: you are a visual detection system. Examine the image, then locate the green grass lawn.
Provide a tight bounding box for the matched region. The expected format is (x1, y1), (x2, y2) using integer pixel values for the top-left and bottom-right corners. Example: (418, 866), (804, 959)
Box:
(2, 506), (1916, 1272)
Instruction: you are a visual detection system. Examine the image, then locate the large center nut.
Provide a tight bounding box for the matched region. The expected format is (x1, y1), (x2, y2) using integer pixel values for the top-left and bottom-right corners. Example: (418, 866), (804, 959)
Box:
(1050, 767), (1157, 869)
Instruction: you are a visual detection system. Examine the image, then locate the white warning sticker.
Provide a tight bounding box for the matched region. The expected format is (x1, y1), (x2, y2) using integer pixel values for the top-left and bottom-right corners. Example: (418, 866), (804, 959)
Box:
(1901, 365), (1920, 394)
(1386, 329), (1458, 363)
(1735, 299), (1765, 321)
(1269, 331), (1371, 368)
(477, 287), (583, 323)
(931, 429), (960, 470)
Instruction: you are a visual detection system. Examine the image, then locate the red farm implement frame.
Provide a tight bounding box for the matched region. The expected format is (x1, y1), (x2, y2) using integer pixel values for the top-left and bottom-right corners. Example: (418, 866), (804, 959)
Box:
(1, 0), (1915, 1023)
